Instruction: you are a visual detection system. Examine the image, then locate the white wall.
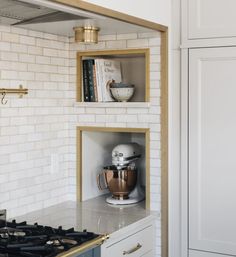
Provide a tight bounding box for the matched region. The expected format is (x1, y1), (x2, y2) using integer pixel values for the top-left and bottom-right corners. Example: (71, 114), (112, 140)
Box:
(84, 0), (171, 26)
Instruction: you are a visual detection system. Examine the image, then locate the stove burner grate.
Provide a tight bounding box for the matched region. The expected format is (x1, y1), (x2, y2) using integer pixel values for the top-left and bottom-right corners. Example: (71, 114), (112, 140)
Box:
(0, 220), (99, 257)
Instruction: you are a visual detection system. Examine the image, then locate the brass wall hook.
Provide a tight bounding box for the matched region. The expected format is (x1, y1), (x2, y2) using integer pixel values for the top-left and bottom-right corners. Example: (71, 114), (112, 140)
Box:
(1, 92), (8, 105)
(0, 85), (28, 104)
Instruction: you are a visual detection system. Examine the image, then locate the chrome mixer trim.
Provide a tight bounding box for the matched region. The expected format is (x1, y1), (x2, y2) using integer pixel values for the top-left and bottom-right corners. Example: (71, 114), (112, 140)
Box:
(0, 210), (6, 224)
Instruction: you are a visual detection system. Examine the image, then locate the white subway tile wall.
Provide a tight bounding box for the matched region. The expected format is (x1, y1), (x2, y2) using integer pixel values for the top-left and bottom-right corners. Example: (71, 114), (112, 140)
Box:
(0, 26), (161, 256)
(0, 25), (71, 217)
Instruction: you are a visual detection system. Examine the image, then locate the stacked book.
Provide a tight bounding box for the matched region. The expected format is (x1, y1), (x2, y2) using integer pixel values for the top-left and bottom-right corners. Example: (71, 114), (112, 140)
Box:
(82, 58), (122, 102)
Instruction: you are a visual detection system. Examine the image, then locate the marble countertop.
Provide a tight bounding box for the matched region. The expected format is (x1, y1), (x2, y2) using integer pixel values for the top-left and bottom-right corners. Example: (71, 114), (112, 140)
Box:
(14, 195), (159, 236)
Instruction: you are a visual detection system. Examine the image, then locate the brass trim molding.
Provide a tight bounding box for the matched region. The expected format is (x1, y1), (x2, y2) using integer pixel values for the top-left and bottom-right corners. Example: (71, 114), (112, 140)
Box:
(77, 126), (150, 134)
(56, 234), (109, 257)
(161, 30), (169, 257)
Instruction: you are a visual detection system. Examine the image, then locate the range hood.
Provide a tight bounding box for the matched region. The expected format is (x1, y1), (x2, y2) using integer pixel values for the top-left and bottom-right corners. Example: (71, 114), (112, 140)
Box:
(0, 0), (96, 25)
(0, 0), (154, 37)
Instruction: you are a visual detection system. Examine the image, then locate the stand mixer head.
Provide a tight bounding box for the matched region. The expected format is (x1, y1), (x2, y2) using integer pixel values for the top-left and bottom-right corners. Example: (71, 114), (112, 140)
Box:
(111, 143), (141, 169)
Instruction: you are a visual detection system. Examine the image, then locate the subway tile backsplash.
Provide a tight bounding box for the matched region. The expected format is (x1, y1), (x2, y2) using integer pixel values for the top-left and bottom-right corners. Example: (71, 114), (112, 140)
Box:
(0, 25), (161, 256)
(0, 25), (70, 217)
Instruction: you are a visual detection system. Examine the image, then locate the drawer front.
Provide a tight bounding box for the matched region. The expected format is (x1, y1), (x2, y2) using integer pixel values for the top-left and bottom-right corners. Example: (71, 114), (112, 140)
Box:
(141, 250), (154, 257)
(105, 226), (153, 257)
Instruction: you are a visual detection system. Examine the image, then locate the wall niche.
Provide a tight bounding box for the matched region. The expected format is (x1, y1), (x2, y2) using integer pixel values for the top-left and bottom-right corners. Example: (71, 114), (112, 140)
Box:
(77, 127), (150, 209)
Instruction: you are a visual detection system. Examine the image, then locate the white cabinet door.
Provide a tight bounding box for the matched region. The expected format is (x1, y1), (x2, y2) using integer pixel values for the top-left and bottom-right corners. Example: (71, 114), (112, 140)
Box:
(189, 47), (236, 256)
(189, 249), (232, 257)
(187, 0), (236, 39)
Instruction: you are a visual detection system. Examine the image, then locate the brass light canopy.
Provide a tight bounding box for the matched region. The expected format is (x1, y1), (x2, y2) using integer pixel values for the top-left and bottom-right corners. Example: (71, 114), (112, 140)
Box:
(73, 26), (100, 44)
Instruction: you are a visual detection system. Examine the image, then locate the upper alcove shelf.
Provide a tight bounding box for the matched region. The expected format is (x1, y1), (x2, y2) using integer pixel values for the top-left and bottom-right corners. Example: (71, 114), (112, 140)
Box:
(76, 49), (150, 103)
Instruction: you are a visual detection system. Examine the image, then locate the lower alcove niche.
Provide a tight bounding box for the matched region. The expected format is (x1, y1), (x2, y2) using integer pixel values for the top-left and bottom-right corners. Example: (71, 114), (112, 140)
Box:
(77, 126), (150, 209)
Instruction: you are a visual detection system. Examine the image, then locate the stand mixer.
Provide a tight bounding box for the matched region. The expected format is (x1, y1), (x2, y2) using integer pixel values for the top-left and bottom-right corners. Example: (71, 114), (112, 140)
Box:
(97, 143), (145, 205)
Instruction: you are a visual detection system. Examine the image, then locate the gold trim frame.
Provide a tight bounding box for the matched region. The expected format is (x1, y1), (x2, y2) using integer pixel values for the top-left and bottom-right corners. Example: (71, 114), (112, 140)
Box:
(50, 1), (169, 256)
(57, 234), (109, 257)
(161, 30), (169, 257)
(77, 126), (150, 209)
(77, 48), (150, 102)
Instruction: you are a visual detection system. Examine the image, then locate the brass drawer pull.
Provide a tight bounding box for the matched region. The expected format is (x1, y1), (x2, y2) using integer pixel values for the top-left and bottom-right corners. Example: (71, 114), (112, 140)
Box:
(123, 243), (142, 255)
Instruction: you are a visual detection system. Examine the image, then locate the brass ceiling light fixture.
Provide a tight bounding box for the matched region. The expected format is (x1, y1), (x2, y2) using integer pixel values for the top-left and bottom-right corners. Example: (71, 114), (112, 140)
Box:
(73, 26), (100, 44)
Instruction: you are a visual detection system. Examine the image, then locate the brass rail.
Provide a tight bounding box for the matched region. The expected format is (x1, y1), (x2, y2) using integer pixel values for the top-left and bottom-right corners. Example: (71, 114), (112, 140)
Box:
(0, 85), (28, 98)
(56, 234), (109, 257)
(0, 85), (28, 104)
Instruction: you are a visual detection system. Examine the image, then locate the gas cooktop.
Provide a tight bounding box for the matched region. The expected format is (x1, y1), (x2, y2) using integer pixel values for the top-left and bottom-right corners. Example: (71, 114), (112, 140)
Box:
(0, 219), (101, 257)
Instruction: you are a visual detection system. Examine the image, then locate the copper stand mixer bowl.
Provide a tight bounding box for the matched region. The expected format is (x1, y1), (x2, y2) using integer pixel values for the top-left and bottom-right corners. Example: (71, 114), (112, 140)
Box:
(97, 166), (137, 200)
